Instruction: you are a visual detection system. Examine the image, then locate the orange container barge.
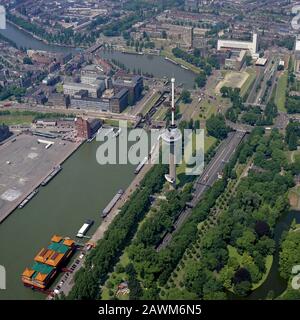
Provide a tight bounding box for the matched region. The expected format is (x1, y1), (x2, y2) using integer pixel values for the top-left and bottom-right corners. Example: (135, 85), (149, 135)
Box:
(22, 235), (75, 290)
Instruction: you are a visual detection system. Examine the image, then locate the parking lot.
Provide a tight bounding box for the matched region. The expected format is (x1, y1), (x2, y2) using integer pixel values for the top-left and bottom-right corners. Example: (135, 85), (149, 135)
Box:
(49, 244), (93, 299)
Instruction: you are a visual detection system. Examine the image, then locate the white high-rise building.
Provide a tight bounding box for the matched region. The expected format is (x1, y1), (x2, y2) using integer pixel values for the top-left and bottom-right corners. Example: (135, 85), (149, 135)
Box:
(0, 6), (6, 30)
(217, 32), (258, 57)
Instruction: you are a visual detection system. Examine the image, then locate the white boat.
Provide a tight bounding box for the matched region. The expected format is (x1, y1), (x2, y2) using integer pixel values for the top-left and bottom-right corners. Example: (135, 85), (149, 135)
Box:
(76, 219), (94, 238)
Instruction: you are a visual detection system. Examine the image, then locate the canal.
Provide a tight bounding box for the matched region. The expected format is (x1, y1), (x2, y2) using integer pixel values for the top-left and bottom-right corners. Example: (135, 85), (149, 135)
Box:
(100, 50), (196, 89)
(243, 210), (300, 300)
(0, 22), (196, 89)
(0, 140), (134, 299)
(0, 21), (78, 53)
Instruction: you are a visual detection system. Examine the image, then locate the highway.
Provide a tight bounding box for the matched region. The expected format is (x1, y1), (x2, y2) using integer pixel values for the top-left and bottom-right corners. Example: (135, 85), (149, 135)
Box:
(246, 66), (265, 105)
(157, 130), (246, 251)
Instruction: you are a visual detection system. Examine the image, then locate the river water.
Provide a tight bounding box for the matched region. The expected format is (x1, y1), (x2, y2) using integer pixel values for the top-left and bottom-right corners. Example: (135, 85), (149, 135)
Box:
(0, 23), (196, 89)
(100, 50), (196, 88)
(0, 22), (78, 53)
(0, 140), (134, 300)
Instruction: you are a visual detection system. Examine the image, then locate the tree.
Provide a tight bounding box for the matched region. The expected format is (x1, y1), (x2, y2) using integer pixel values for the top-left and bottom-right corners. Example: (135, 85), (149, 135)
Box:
(279, 231), (300, 280)
(194, 119), (200, 130)
(277, 64), (284, 71)
(233, 281), (252, 297)
(181, 90), (192, 104)
(165, 288), (197, 300)
(288, 131), (298, 151)
(193, 48), (201, 57)
(233, 268), (252, 285)
(220, 86), (230, 98)
(236, 229), (256, 251)
(254, 220), (270, 238)
(219, 266), (235, 289)
(195, 73), (206, 88)
(162, 30), (167, 39)
(206, 114), (229, 140)
(245, 55), (252, 66)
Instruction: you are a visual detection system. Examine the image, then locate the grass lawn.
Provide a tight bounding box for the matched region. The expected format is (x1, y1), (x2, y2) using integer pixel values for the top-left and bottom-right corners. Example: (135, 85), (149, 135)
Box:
(200, 99), (218, 119)
(161, 49), (201, 74)
(240, 68), (256, 97)
(101, 251), (130, 300)
(227, 245), (242, 264)
(56, 83), (64, 94)
(104, 119), (134, 128)
(101, 270), (129, 300)
(0, 114), (34, 126)
(286, 150), (300, 164)
(204, 135), (217, 153)
(252, 255), (273, 290)
(275, 71), (288, 112)
(289, 187), (300, 209)
(227, 245), (274, 291)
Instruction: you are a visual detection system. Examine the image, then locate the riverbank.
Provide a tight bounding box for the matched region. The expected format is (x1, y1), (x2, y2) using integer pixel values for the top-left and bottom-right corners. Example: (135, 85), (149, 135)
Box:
(56, 144), (157, 297)
(90, 162), (154, 245)
(6, 19), (85, 49)
(160, 49), (202, 74)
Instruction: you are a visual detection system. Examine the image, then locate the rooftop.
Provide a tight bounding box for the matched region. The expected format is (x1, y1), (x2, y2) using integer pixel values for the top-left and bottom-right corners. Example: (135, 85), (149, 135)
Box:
(48, 241), (70, 254)
(296, 39), (300, 52)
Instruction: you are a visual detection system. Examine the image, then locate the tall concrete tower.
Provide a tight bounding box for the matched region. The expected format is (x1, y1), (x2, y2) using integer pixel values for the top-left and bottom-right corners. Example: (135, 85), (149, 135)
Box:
(0, 6), (6, 30)
(252, 32), (258, 55)
(162, 78), (181, 188)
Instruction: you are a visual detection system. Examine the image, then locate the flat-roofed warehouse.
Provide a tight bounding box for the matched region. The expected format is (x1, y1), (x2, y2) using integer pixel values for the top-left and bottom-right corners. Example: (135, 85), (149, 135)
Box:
(63, 81), (105, 98)
(0, 5), (6, 29)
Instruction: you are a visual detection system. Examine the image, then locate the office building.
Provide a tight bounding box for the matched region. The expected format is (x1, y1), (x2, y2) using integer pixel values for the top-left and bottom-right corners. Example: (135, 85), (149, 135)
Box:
(224, 50), (247, 70)
(0, 5), (6, 30)
(110, 88), (129, 113)
(218, 33), (258, 57)
(75, 117), (102, 140)
(0, 124), (11, 142)
(114, 75), (143, 104)
(63, 81), (105, 98)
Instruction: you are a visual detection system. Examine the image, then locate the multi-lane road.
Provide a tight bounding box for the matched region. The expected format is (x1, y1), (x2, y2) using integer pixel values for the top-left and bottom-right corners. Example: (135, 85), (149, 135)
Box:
(157, 130), (246, 251)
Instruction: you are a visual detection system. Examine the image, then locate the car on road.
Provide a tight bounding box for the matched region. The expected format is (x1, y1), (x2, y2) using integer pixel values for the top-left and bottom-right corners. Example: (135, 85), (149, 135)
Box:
(54, 289), (60, 295)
